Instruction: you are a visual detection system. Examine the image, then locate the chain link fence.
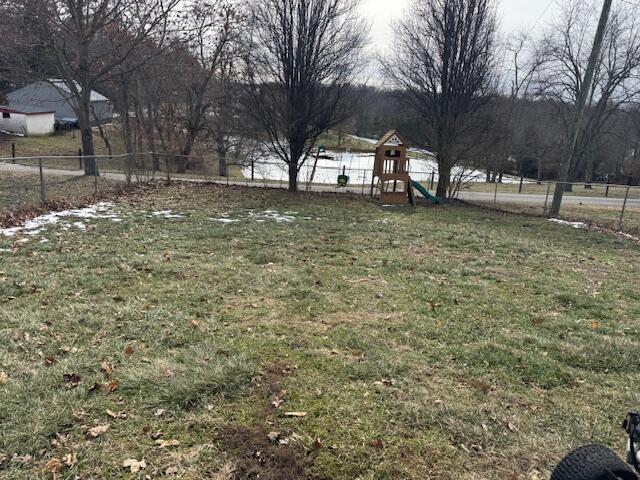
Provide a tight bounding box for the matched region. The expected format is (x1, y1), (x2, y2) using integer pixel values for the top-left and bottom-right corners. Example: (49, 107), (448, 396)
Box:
(456, 180), (640, 234)
(1, 152), (639, 235)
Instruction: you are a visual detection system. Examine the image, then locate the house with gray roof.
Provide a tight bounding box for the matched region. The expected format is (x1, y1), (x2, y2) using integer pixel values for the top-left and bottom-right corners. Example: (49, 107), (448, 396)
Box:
(7, 80), (113, 127)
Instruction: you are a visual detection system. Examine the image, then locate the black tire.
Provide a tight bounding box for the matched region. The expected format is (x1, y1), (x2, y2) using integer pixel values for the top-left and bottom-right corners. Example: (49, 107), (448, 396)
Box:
(551, 444), (638, 480)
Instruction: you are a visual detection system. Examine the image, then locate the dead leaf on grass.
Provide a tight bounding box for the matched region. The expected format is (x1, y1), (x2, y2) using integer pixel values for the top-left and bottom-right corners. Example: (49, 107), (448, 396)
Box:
(100, 361), (115, 376)
(124, 345), (135, 356)
(63, 453), (77, 467)
(155, 439), (180, 448)
(63, 373), (81, 386)
(373, 379), (395, 387)
(283, 411), (307, 417)
(371, 438), (384, 449)
(122, 458), (147, 473)
(42, 458), (63, 473)
(106, 409), (127, 419)
(87, 424), (109, 438)
(102, 380), (120, 393)
(0, 372), (7, 385)
(165, 465), (180, 476)
(271, 390), (287, 408)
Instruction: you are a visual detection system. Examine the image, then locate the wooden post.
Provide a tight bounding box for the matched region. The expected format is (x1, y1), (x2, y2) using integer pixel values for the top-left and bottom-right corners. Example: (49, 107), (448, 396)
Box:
(78, 149), (83, 170)
(11, 143), (16, 163)
(94, 158), (99, 196)
(493, 180), (499, 205)
(550, 0), (613, 217)
(543, 182), (552, 216)
(605, 175), (610, 198)
(251, 161), (255, 181)
(518, 176), (524, 193)
(307, 147), (321, 192)
(38, 159), (46, 205)
(619, 185), (630, 230)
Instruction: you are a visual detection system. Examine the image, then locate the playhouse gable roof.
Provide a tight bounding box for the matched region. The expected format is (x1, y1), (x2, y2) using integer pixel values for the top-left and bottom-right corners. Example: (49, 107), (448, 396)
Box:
(376, 130), (409, 148)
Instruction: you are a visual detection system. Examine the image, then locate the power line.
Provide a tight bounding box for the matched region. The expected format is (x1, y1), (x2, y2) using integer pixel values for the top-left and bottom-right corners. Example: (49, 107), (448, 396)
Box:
(528, 0), (556, 33)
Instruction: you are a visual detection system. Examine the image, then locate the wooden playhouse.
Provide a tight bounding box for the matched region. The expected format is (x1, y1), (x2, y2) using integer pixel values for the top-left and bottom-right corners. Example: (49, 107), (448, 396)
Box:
(371, 130), (412, 205)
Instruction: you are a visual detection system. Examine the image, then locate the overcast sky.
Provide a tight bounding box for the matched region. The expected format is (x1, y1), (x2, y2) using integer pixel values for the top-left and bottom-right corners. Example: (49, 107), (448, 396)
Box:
(359, 0), (555, 52)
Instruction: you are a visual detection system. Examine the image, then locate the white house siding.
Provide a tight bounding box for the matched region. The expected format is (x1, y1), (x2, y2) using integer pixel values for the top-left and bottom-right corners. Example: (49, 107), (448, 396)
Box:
(0, 112), (28, 135)
(0, 111), (54, 136)
(25, 113), (55, 136)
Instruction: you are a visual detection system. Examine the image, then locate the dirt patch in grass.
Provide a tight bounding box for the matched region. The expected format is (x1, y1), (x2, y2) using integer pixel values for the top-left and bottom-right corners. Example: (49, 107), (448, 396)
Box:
(216, 425), (320, 480)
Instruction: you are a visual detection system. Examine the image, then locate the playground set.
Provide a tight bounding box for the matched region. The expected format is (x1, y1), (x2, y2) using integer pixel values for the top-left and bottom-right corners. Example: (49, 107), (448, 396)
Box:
(369, 130), (441, 206)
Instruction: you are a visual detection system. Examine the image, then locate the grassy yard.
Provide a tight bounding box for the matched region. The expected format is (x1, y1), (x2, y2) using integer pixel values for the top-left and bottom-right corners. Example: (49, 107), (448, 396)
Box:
(474, 199), (640, 235)
(0, 129), (126, 160)
(1, 185), (639, 479)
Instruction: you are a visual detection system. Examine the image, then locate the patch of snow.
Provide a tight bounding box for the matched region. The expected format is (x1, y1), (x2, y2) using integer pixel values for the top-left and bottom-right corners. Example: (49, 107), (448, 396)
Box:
(210, 218), (239, 224)
(258, 210), (295, 223)
(549, 218), (587, 229)
(150, 210), (185, 219)
(210, 209), (298, 225)
(0, 202), (119, 239)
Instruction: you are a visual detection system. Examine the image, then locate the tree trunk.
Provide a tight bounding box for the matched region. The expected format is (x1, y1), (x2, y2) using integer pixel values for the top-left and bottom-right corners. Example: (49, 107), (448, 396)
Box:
(288, 162), (298, 192)
(584, 164), (593, 189)
(77, 111), (95, 177)
(436, 166), (450, 199)
(78, 89), (97, 176)
(216, 138), (227, 177)
(76, 40), (97, 177)
(177, 139), (195, 174)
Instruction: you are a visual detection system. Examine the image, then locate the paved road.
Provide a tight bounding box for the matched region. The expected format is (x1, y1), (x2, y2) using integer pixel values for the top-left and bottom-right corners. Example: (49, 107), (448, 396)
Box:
(2, 161), (639, 208)
(457, 191), (640, 207)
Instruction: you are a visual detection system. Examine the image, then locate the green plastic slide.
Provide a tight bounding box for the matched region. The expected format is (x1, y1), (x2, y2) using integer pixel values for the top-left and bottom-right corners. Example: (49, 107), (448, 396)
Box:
(410, 180), (442, 204)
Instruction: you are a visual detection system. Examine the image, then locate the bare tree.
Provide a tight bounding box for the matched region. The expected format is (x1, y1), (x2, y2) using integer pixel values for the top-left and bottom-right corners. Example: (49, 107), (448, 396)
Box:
(482, 33), (543, 182)
(384, 0), (497, 199)
(536, 0), (640, 189)
(243, 0), (368, 192)
(10, 0), (178, 175)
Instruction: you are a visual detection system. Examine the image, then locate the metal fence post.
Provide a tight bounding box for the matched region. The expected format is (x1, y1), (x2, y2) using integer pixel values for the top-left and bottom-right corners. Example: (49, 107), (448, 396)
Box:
(543, 182), (552, 216)
(78, 149), (83, 170)
(11, 143), (16, 163)
(94, 158), (99, 196)
(518, 176), (524, 193)
(38, 159), (46, 205)
(430, 170), (435, 190)
(605, 175), (610, 198)
(619, 185), (630, 230)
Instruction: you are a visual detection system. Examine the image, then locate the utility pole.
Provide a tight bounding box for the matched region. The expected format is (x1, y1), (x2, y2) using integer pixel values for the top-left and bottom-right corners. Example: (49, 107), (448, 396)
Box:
(548, 0), (613, 217)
